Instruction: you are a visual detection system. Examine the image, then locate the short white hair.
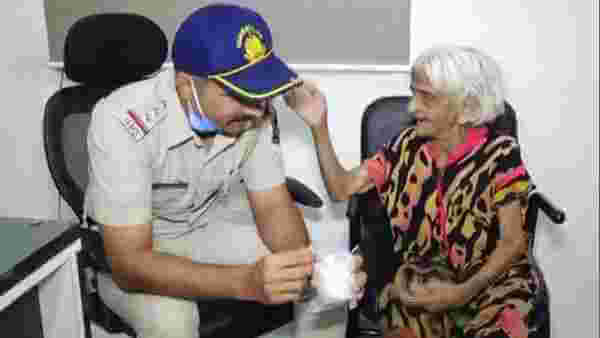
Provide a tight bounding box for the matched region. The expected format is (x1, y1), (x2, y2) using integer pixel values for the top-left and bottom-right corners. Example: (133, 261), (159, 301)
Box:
(411, 45), (506, 125)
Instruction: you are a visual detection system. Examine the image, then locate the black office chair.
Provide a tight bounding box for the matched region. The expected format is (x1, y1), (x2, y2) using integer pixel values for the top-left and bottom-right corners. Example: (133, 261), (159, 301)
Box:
(345, 96), (566, 338)
(43, 13), (322, 338)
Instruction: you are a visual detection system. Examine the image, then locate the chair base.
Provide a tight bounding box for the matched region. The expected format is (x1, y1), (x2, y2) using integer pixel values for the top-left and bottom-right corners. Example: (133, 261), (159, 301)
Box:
(200, 300), (293, 337)
(88, 295), (294, 338)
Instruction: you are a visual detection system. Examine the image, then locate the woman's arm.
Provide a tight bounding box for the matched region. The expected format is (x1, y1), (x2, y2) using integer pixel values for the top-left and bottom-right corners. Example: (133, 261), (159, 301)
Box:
(463, 139), (531, 300)
(311, 125), (374, 200)
(388, 201), (527, 313)
(461, 200), (528, 299)
(285, 81), (374, 200)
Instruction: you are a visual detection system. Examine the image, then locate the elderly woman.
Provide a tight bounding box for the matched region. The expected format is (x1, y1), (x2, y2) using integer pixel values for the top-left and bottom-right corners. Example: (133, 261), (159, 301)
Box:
(287, 45), (547, 338)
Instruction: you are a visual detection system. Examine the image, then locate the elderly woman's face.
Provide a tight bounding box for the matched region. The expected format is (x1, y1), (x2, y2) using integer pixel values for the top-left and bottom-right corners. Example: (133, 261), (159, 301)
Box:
(410, 66), (462, 139)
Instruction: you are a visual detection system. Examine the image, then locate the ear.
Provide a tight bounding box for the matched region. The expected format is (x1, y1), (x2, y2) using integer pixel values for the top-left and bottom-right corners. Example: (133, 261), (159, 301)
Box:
(458, 96), (480, 125)
(174, 71), (194, 102)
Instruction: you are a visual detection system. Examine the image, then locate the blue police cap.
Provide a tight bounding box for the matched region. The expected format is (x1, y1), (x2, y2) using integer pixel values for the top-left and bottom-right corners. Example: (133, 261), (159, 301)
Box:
(172, 4), (300, 100)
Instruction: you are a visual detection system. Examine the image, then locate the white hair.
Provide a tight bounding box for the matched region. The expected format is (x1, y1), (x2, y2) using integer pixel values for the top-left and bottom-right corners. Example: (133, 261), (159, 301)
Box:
(411, 45), (506, 125)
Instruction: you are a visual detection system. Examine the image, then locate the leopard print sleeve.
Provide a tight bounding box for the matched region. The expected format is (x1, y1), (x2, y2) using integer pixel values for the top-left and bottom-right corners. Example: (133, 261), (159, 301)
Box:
(490, 137), (532, 209)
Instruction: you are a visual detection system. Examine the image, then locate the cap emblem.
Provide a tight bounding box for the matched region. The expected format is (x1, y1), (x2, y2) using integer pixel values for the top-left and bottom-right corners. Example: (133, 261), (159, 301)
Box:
(237, 25), (267, 62)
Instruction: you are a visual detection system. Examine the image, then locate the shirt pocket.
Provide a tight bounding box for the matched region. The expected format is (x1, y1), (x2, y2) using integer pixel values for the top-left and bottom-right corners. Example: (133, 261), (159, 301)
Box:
(213, 173), (256, 225)
(151, 181), (193, 216)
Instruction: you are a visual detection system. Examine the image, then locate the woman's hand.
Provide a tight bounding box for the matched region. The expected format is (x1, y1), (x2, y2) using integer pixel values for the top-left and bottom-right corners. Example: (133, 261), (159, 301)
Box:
(412, 279), (470, 312)
(395, 279), (470, 313)
(390, 266), (471, 313)
(349, 253), (367, 308)
(284, 80), (328, 129)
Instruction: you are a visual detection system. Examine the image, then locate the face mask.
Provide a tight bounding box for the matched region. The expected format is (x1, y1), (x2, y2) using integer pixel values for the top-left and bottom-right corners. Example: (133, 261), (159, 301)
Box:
(187, 79), (223, 136)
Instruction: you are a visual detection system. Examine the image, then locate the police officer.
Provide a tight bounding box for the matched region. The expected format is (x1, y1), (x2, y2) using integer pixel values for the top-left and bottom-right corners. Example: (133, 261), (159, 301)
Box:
(84, 4), (369, 338)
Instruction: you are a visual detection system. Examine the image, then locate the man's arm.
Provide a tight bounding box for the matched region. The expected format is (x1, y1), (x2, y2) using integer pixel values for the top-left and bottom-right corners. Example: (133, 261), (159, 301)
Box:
(103, 223), (313, 304)
(248, 183), (310, 252)
(248, 183), (368, 304)
(103, 223), (251, 299)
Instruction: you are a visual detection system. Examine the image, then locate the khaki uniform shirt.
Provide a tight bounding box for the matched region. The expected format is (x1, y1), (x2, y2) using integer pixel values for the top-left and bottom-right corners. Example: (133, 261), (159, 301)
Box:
(84, 69), (285, 238)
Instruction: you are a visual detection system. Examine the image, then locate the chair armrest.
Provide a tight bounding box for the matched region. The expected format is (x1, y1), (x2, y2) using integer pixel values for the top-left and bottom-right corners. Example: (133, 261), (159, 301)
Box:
(346, 194), (360, 219)
(79, 226), (113, 273)
(285, 176), (323, 208)
(529, 191), (566, 224)
(346, 190), (396, 323)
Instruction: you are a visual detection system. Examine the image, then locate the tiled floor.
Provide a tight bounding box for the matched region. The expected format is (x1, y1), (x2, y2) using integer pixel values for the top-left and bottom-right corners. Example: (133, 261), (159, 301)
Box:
(90, 311), (382, 338)
(260, 306), (347, 338)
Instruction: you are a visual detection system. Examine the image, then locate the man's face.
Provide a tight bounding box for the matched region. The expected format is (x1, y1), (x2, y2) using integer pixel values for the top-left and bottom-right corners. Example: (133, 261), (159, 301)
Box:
(409, 66), (461, 139)
(198, 80), (268, 137)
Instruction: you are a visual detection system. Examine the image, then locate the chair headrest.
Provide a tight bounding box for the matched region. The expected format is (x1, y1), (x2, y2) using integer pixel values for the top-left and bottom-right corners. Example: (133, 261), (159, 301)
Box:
(362, 96), (414, 159)
(64, 13), (168, 87)
(361, 96), (520, 158)
(490, 101), (518, 140)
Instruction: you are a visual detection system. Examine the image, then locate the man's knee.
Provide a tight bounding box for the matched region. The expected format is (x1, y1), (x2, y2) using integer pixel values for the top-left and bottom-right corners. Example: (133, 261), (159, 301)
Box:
(97, 273), (200, 338)
(132, 298), (199, 338)
(138, 308), (198, 338)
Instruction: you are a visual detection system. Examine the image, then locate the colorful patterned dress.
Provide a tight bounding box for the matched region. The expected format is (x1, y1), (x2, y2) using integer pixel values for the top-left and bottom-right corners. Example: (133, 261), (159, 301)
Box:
(366, 126), (548, 338)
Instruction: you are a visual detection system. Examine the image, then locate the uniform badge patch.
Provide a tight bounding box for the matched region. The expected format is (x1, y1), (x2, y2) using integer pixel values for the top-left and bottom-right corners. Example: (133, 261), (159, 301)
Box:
(115, 100), (168, 141)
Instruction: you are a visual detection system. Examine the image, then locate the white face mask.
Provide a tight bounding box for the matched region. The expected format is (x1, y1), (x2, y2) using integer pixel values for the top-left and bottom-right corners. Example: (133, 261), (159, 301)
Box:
(187, 79), (223, 136)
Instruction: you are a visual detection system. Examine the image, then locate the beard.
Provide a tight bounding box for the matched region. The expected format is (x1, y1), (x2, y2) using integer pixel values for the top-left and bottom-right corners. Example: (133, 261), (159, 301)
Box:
(223, 116), (262, 137)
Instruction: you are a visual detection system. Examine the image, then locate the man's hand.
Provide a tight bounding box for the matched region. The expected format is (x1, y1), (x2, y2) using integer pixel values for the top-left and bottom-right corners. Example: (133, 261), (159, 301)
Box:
(244, 247), (314, 304)
(284, 80), (328, 129)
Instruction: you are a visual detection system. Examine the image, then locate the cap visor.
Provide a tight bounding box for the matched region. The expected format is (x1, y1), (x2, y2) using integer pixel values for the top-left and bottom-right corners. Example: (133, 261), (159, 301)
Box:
(212, 54), (300, 99)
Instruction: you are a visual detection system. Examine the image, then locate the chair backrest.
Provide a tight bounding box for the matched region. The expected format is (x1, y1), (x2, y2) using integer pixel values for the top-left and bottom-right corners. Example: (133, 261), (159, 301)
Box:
(350, 96), (564, 336)
(361, 96), (415, 160)
(351, 96), (414, 320)
(361, 96), (519, 160)
(43, 13), (168, 222)
(44, 13), (322, 222)
(44, 13), (309, 337)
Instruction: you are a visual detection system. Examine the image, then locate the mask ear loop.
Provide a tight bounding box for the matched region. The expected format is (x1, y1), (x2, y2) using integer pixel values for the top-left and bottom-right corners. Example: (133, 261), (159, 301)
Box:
(189, 78), (206, 119)
(187, 79), (223, 136)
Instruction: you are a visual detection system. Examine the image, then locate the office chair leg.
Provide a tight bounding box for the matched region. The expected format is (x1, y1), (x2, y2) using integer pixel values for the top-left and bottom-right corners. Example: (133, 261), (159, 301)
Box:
(346, 308), (381, 338)
(77, 252), (94, 338)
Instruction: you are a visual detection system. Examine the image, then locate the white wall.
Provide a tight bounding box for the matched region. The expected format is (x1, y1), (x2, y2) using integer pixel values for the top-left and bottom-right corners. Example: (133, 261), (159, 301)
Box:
(412, 2), (599, 337)
(280, 2), (599, 337)
(0, 0), (62, 219)
(0, 0), (597, 337)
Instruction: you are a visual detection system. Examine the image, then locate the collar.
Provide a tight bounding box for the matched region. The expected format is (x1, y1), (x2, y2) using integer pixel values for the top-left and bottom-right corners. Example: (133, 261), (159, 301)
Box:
(155, 69), (239, 152)
(192, 134), (237, 155)
(425, 127), (489, 168)
(155, 68), (195, 149)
